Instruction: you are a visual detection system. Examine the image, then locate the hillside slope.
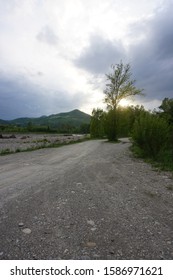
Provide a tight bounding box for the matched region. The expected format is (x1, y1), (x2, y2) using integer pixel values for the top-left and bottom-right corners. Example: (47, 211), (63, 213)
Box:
(0, 109), (91, 129)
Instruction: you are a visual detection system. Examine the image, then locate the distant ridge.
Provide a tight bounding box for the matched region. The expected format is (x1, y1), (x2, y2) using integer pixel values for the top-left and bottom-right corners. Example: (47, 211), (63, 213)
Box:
(0, 119), (8, 125)
(0, 109), (91, 129)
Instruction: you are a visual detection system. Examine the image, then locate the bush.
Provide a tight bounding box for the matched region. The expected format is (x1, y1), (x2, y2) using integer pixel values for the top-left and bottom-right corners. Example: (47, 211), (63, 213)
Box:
(132, 111), (170, 159)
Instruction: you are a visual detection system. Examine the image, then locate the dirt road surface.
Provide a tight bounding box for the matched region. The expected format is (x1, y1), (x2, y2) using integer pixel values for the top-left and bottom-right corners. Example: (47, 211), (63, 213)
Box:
(0, 139), (173, 260)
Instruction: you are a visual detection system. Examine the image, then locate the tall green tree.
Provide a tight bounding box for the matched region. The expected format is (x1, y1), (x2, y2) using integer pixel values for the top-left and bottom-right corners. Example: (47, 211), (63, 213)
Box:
(104, 62), (143, 141)
(90, 108), (105, 138)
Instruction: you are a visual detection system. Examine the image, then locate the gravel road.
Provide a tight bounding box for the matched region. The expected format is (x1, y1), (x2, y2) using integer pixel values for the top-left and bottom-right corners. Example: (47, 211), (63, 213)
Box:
(0, 139), (173, 260)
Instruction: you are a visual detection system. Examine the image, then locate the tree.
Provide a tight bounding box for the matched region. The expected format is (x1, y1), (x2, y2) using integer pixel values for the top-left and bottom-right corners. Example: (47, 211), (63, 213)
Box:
(104, 109), (117, 141)
(159, 98), (173, 124)
(27, 121), (33, 132)
(159, 98), (173, 161)
(104, 62), (143, 141)
(90, 108), (105, 138)
(79, 123), (90, 134)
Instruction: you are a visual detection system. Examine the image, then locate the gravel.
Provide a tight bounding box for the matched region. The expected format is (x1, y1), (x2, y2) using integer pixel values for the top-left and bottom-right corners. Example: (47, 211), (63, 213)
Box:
(0, 139), (173, 259)
(0, 133), (86, 153)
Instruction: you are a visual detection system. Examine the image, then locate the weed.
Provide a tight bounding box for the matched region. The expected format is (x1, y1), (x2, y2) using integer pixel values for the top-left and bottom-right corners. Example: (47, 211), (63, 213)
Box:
(166, 185), (173, 191)
(143, 190), (157, 198)
(32, 138), (50, 143)
(0, 148), (12, 155)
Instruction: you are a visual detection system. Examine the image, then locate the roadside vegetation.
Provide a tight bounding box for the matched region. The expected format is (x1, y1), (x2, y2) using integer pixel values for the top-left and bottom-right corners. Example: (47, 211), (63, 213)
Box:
(131, 98), (173, 171)
(0, 122), (90, 135)
(90, 61), (173, 171)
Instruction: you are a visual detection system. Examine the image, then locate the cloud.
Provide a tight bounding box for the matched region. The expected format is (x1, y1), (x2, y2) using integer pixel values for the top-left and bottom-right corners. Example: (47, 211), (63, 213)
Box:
(150, 4), (173, 60)
(0, 72), (87, 120)
(75, 35), (126, 74)
(0, 74), (45, 119)
(36, 25), (58, 46)
(74, 0), (173, 107)
(0, 0), (173, 119)
(127, 1), (173, 102)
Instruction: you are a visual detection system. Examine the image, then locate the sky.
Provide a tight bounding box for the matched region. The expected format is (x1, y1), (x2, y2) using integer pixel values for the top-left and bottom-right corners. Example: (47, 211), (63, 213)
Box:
(0, 0), (173, 119)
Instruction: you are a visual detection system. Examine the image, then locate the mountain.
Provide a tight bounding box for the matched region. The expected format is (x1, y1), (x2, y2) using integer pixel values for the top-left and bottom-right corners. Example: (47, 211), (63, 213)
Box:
(0, 109), (91, 129)
(0, 119), (8, 125)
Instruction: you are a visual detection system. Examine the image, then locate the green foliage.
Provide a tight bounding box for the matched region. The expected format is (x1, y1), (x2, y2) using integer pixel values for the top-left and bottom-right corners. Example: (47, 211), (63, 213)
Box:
(90, 104), (147, 143)
(14, 109), (90, 128)
(102, 105), (145, 140)
(131, 108), (173, 170)
(27, 121), (33, 131)
(90, 108), (105, 138)
(166, 185), (173, 191)
(103, 62), (143, 141)
(157, 149), (173, 170)
(159, 98), (173, 124)
(132, 111), (170, 159)
(104, 62), (143, 111)
(116, 105), (145, 137)
(0, 148), (11, 155)
(104, 109), (118, 141)
(0, 109), (91, 134)
(79, 123), (90, 134)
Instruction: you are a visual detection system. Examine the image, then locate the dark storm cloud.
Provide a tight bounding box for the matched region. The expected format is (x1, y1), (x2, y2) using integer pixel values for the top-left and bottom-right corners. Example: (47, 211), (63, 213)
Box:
(129, 1), (173, 101)
(36, 25), (58, 46)
(0, 75), (46, 119)
(150, 6), (173, 60)
(0, 74), (85, 120)
(75, 35), (125, 74)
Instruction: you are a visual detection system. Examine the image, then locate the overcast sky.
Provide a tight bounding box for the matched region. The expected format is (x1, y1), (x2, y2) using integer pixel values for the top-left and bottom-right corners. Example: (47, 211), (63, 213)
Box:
(0, 0), (173, 119)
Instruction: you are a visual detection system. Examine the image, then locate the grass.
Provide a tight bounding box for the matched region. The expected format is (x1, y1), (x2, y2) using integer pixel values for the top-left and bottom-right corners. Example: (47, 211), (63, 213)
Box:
(130, 143), (173, 172)
(32, 138), (51, 143)
(0, 148), (11, 155)
(166, 185), (173, 191)
(143, 190), (157, 198)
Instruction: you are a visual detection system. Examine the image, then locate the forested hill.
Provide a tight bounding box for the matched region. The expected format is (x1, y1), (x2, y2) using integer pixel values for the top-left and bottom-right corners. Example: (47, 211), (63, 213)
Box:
(0, 109), (91, 129)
